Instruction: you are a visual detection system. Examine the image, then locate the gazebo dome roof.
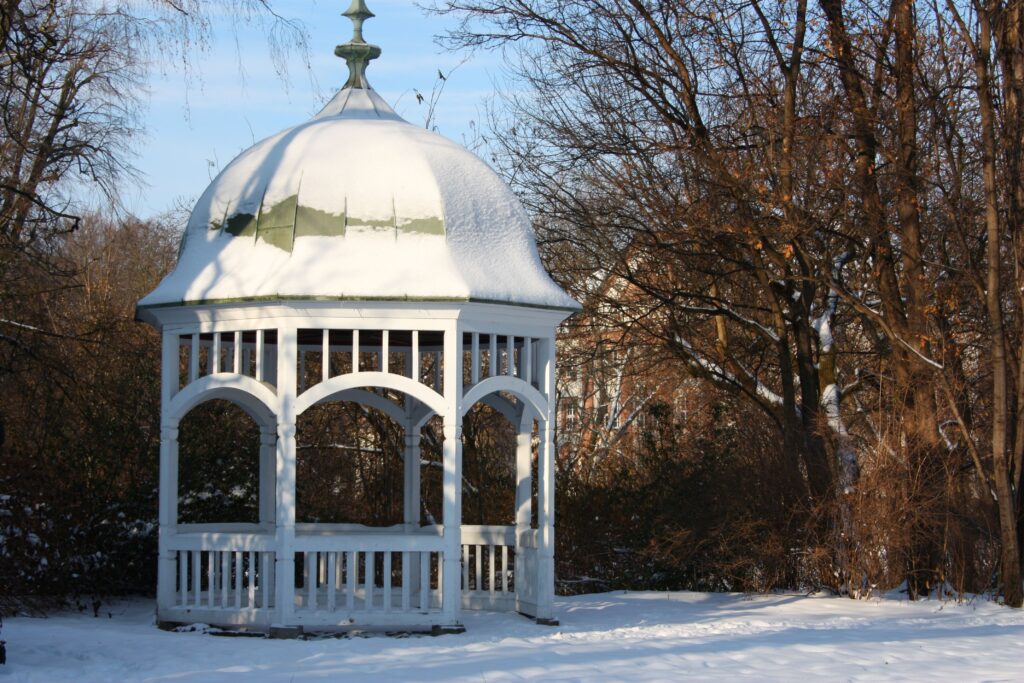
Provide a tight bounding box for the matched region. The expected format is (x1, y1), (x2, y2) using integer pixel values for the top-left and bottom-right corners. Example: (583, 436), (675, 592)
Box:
(139, 79), (578, 312)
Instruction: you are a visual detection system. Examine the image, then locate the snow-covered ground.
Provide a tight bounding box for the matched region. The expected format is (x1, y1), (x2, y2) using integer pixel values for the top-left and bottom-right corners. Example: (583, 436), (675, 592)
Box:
(2, 591), (1023, 682)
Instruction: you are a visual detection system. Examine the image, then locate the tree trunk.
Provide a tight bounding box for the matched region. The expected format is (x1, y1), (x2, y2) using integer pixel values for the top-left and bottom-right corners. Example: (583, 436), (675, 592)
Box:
(977, 4), (1024, 608)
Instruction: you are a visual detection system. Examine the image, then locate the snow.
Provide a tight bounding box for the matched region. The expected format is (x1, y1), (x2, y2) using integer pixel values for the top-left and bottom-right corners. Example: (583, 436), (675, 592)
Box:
(139, 87), (578, 311)
(4, 591), (1024, 682)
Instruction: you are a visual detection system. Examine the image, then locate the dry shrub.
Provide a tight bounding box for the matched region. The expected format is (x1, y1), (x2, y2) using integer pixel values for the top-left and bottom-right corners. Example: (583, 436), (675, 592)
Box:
(557, 389), (818, 594)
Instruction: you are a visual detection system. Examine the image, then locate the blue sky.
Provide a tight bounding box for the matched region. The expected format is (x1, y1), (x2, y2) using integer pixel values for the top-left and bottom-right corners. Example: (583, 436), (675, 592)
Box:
(127, 0), (499, 218)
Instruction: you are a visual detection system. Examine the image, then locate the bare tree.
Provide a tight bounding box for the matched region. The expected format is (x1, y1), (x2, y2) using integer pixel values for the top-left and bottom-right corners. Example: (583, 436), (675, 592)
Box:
(433, 0), (1024, 602)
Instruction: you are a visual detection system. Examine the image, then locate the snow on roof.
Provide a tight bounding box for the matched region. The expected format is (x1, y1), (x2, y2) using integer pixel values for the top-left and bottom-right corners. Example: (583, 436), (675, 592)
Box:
(139, 87), (579, 312)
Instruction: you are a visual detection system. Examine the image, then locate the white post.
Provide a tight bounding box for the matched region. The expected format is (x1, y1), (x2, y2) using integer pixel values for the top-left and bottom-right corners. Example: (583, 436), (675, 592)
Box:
(524, 337), (533, 386)
(212, 332), (221, 374)
(404, 425), (422, 596)
(536, 337), (557, 622)
(322, 329), (330, 383)
(471, 332), (480, 385)
(412, 330), (420, 382)
(514, 410), (532, 615)
(189, 334), (199, 382)
(157, 424), (179, 616)
(352, 329), (360, 374)
(506, 335), (515, 376)
(233, 331), (242, 374)
(256, 330), (265, 382)
(488, 334), (498, 377)
(403, 428), (422, 529)
(274, 324), (298, 626)
(440, 323), (463, 627)
(515, 416), (533, 531)
(157, 330), (180, 618)
(259, 427), (277, 527)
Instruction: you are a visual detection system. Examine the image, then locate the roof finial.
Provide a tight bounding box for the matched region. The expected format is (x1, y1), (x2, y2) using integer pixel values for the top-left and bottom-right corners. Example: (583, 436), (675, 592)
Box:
(335, 0), (381, 90)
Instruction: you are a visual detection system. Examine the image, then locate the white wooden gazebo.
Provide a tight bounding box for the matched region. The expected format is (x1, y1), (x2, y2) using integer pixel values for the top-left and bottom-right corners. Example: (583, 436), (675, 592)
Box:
(136, 2), (577, 635)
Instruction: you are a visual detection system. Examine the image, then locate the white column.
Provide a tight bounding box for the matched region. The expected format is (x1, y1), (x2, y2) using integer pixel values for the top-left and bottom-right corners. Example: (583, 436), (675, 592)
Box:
(440, 323), (463, 625)
(404, 425), (423, 596)
(514, 411), (533, 614)
(274, 324), (298, 625)
(157, 424), (179, 615)
(536, 337), (557, 621)
(157, 330), (180, 617)
(259, 427), (277, 527)
(403, 428), (422, 528)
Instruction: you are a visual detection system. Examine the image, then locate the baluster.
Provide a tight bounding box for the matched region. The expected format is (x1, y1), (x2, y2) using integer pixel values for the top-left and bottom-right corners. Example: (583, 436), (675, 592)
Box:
(247, 550), (256, 607)
(306, 552), (316, 610)
(234, 551), (242, 609)
(382, 330), (389, 373)
(327, 552), (337, 611)
(220, 551), (229, 608)
(364, 551), (374, 610)
(207, 551), (215, 606)
(383, 552), (392, 612)
(501, 546), (509, 593)
(475, 544), (482, 592)
(178, 551), (187, 606)
(260, 553), (269, 609)
(401, 551), (410, 612)
(437, 554), (443, 608)
(507, 336), (515, 376)
(462, 545), (470, 592)
(491, 548), (499, 593)
(191, 552), (201, 607)
(264, 552), (275, 609)
(346, 551), (357, 611)
(419, 552), (429, 611)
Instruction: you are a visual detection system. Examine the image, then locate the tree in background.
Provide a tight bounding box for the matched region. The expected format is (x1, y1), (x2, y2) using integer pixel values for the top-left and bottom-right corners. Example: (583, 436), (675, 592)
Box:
(433, 0), (1024, 604)
(0, 214), (176, 607)
(0, 0), (305, 609)
(3, 0), (1024, 610)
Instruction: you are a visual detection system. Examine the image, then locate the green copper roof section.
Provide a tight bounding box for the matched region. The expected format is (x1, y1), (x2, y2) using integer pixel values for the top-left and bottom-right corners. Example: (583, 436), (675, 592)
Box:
(398, 216), (445, 235)
(255, 194), (297, 251)
(335, 0), (381, 90)
(294, 204), (346, 238)
(208, 193), (445, 251)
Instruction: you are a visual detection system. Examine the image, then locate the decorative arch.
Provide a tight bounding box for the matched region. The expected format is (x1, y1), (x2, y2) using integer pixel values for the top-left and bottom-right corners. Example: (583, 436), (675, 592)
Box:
(414, 393), (525, 431)
(325, 388), (410, 424)
(461, 376), (548, 422)
(168, 374), (277, 427)
(296, 371), (446, 418)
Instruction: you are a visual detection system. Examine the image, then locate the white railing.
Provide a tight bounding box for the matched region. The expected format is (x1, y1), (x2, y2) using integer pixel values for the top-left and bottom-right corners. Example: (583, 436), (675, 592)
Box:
(461, 525), (516, 609)
(293, 532), (446, 620)
(170, 531), (276, 611)
(163, 524), (524, 627)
